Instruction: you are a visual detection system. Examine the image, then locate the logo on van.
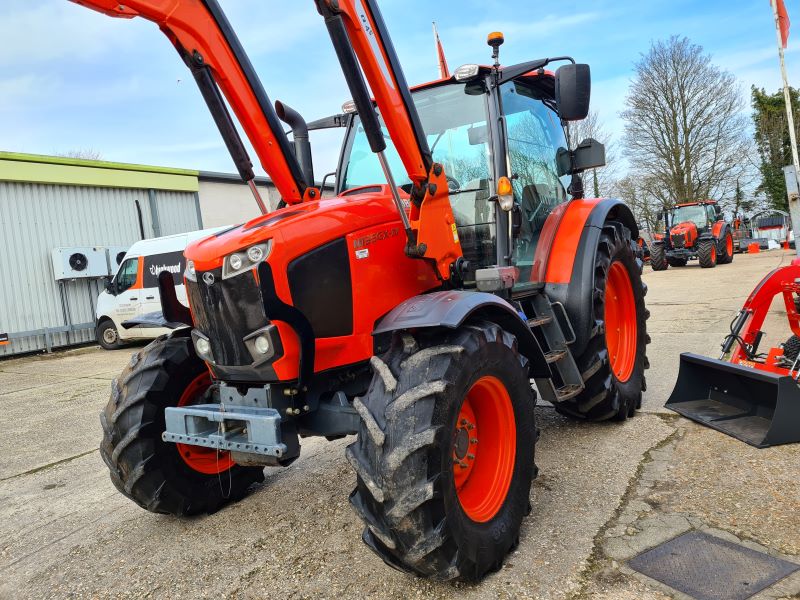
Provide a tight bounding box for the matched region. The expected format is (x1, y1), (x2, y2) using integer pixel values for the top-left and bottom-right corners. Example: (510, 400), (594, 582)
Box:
(149, 263), (181, 277)
(142, 251), (187, 289)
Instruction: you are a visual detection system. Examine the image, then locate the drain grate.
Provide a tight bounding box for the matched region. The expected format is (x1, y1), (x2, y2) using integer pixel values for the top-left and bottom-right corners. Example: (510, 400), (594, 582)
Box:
(628, 530), (799, 600)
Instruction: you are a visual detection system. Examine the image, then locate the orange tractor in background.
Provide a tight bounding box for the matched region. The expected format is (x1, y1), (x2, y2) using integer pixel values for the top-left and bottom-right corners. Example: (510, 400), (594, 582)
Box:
(651, 200), (735, 270)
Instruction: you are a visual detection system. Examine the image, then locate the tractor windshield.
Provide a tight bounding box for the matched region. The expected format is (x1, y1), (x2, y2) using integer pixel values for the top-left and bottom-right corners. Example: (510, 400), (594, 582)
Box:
(671, 205), (708, 228)
(341, 82), (495, 269)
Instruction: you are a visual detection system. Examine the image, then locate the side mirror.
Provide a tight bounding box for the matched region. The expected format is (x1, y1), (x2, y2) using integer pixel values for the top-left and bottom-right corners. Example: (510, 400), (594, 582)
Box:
(468, 125), (488, 146)
(555, 63), (591, 121)
(556, 138), (606, 176)
(657, 212), (664, 222)
(104, 278), (116, 295)
(714, 205), (722, 218)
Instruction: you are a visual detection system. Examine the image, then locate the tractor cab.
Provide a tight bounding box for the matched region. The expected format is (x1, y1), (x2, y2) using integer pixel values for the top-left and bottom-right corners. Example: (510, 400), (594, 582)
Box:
(337, 58), (605, 290)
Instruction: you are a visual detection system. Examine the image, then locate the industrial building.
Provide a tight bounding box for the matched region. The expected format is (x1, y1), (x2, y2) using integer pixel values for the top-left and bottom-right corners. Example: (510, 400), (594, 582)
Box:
(0, 151), (278, 357)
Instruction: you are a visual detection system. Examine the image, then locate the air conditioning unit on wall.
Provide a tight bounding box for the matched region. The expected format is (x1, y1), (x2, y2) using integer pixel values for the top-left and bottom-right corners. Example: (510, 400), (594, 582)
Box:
(51, 247), (109, 280)
(104, 246), (131, 274)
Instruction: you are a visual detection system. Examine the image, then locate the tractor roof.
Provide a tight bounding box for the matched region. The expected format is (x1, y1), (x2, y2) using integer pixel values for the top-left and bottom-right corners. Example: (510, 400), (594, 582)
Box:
(674, 200), (717, 208)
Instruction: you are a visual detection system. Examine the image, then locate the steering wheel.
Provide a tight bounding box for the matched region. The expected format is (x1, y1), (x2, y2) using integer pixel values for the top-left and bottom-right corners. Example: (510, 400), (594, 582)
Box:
(446, 175), (461, 192)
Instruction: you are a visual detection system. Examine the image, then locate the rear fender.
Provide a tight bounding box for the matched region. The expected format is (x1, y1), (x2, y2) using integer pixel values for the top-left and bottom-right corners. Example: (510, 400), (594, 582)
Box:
(712, 222), (731, 246)
(544, 198), (638, 357)
(373, 290), (551, 377)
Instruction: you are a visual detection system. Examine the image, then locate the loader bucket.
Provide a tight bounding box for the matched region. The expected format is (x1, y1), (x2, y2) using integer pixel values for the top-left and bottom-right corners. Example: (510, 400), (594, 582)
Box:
(665, 353), (800, 448)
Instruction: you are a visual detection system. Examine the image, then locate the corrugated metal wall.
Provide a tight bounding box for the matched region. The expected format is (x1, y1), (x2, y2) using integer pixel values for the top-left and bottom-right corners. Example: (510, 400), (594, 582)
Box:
(0, 182), (200, 356)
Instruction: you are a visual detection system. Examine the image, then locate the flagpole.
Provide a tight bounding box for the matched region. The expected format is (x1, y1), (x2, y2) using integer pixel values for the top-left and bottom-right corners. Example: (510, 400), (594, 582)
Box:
(433, 22), (440, 78)
(770, 0), (800, 253)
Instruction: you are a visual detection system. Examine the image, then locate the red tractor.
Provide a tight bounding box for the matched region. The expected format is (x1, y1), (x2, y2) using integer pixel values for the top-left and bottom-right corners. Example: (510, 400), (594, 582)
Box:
(651, 200), (735, 270)
(71, 0), (649, 581)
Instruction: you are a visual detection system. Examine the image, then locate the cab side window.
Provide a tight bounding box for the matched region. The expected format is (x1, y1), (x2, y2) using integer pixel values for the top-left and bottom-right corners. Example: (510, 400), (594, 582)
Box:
(115, 258), (138, 294)
(707, 205), (717, 223)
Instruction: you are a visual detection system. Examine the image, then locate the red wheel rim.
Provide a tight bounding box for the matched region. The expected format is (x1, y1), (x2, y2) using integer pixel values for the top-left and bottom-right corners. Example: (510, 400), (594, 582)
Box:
(453, 376), (516, 523)
(711, 245), (717, 262)
(175, 372), (235, 475)
(605, 261), (637, 383)
(726, 234), (733, 256)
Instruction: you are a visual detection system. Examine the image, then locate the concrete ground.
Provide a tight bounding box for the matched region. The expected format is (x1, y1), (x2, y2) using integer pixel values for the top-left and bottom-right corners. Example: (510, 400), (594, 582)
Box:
(1, 250), (798, 599)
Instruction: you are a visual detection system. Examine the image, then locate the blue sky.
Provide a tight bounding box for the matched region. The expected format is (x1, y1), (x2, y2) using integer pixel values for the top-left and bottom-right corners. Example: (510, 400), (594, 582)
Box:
(1, 0), (798, 180)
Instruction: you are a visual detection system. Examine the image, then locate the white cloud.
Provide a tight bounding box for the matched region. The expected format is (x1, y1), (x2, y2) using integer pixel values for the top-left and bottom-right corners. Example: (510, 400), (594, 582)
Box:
(0, 0), (144, 67)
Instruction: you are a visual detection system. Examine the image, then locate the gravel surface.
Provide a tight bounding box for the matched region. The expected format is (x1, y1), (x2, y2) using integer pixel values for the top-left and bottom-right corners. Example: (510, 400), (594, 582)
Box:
(1, 250), (799, 598)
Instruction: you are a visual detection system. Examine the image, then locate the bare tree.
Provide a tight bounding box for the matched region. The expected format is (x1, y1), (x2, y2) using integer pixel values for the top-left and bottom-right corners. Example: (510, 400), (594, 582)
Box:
(611, 174), (663, 233)
(622, 36), (751, 208)
(55, 148), (103, 160)
(567, 110), (618, 197)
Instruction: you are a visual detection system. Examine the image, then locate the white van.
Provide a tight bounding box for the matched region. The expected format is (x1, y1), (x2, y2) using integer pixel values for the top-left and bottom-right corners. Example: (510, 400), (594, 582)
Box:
(95, 226), (228, 349)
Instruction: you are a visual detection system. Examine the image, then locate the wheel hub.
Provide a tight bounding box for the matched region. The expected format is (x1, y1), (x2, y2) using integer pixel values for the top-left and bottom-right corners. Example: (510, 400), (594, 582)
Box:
(175, 372), (235, 475)
(103, 328), (117, 344)
(453, 426), (470, 459)
(452, 376), (515, 523)
(605, 261), (637, 383)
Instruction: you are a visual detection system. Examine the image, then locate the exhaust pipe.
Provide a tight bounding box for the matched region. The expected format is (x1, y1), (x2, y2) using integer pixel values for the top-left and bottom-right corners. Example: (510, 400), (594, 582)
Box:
(275, 100), (314, 189)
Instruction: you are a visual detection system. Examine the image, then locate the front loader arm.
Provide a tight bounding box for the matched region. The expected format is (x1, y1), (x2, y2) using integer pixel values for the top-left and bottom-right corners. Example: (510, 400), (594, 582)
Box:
(316, 0), (463, 280)
(72, 0), (462, 277)
(70, 0), (313, 205)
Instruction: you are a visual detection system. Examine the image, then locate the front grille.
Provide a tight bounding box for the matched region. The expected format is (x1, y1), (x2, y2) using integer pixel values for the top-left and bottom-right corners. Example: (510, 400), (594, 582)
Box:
(187, 269), (268, 366)
(671, 234), (685, 248)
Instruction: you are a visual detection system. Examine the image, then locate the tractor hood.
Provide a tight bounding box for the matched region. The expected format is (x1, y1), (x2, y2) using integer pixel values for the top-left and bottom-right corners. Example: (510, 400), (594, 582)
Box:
(669, 221), (699, 248)
(185, 186), (405, 272)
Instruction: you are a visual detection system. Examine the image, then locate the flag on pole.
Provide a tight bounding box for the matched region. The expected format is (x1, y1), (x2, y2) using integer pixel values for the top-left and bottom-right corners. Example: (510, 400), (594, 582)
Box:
(774, 0), (790, 48)
(433, 22), (450, 79)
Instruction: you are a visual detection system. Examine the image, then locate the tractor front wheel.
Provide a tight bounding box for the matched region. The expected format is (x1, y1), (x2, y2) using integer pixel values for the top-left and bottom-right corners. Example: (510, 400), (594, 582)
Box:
(698, 239), (718, 268)
(100, 335), (264, 515)
(650, 243), (668, 271)
(347, 321), (536, 581)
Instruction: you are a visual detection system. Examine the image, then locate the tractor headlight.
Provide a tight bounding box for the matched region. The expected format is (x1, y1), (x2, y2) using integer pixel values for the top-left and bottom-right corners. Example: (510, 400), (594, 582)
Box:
(196, 337), (211, 357)
(254, 334), (271, 355)
(228, 253), (244, 271)
(222, 240), (272, 280)
(454, 64), (480, 81)
(247, 245), (264, 263)
(192, 330), (214, 363)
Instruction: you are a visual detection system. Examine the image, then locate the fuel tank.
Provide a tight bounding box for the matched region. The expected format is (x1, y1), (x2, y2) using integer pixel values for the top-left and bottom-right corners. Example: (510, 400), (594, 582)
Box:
(183, 187), (440, 383)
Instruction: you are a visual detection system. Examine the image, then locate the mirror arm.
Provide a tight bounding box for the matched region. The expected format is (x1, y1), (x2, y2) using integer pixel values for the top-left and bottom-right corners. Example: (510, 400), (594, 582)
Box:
(321, 171), (336, 193)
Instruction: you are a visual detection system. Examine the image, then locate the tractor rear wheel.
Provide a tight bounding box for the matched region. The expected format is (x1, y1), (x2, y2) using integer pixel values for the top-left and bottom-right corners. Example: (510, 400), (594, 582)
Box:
(555, 221), (649, 421)
(650, 243), (668, 271)
(347, 321), (536, 581)
(698, 239), (718, 268)
(100, 335), (264, 515)
(717, 232), (734, 264)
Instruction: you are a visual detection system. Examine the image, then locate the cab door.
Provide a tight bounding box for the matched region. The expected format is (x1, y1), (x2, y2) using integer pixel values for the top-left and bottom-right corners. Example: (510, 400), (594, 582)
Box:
(500, 78), (571, 288)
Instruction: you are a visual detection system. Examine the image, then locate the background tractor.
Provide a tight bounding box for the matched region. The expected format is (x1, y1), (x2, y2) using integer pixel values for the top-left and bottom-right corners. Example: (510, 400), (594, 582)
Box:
(651, 200), (735, 270)
(73, 0), (649, 582)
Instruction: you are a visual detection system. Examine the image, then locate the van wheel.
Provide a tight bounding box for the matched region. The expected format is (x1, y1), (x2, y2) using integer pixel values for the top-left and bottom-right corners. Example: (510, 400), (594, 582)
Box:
(97, 319), (122, 350)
